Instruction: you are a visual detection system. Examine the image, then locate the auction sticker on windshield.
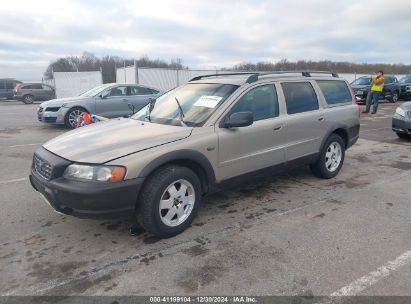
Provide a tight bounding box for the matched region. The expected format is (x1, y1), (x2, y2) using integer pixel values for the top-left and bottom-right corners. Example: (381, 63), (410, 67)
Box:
(193, 96), (222, 108)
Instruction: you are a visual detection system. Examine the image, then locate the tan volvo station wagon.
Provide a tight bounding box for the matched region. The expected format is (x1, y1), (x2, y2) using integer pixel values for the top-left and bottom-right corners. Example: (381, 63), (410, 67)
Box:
(30, 71), (360, 238)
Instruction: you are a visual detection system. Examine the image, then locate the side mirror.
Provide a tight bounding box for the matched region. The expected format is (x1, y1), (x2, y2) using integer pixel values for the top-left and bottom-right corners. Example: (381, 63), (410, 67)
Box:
(100, 91), (110, 99)
(220, 111), (253, 129)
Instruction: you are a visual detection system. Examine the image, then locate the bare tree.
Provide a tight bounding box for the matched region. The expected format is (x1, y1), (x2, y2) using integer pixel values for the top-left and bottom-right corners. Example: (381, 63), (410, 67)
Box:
(44, 53), (187, 82)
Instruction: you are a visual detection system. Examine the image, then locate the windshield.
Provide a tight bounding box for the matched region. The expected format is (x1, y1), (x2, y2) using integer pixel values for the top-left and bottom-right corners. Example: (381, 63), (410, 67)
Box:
(351, 78), (370, 86)
(80, 84), (112, 97)
(132, 83), (238, 127)
(399, 76), (411, 84)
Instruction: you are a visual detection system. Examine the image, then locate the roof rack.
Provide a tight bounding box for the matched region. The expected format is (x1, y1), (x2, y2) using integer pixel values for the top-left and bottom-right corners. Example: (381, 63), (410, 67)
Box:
(190, 72), (259, 83)
(189, 71), (338, 84)
(259, 71), (339, 78)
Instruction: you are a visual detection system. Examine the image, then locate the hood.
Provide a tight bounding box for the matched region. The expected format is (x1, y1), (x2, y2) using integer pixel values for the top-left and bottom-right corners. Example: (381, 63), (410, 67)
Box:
(351, 84), (370, 90)
(40, 96), (91, 107)
(43, 118), (193, 163)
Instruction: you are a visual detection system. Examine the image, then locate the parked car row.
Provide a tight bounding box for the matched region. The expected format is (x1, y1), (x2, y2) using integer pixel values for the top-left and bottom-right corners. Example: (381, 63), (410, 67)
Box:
(351, 74), (411, 103)
(0, 78), (56, 103)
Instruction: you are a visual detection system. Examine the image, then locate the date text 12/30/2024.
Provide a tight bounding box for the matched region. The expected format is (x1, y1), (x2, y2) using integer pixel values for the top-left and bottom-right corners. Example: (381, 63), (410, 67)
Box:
(149, 297), (257, 303)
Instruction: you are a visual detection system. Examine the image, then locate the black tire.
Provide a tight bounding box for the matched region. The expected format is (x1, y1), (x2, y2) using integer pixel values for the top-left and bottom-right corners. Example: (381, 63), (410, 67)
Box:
(396, 132), (409, 139)
(310, 134), (345, 179)
(22, 94), (34, 104)
(64, 107), (87, 129)
(137, 165), (202, 238)
(390, 91), (399, 103)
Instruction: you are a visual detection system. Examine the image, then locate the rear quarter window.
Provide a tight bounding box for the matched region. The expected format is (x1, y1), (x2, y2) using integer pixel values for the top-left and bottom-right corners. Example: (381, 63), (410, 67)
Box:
(317, 80), (352, 105)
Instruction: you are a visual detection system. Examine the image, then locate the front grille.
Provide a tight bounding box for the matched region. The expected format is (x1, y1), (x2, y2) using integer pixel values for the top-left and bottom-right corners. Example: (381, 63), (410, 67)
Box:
(45, 107), (60, 112)
(33, 154), (53, 180)
(44, 117), (57, 123)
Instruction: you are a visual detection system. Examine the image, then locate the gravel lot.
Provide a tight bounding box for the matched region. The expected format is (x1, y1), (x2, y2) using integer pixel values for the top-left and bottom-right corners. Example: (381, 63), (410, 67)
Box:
(0, 99), (410, 298)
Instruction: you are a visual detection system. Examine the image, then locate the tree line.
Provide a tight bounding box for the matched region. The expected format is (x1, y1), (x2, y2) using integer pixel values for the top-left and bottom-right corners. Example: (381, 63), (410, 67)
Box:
(227, 59), (411, 74)
(44, 52), (185, 83)
(44, 53), (411, 83)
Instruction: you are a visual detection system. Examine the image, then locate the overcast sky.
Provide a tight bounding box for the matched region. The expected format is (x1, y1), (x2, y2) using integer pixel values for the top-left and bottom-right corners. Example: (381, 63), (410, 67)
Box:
(1, 0), (411, 80)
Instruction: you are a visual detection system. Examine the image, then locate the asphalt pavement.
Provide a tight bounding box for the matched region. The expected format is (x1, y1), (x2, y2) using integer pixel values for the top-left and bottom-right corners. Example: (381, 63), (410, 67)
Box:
(0, 99), (410, 298)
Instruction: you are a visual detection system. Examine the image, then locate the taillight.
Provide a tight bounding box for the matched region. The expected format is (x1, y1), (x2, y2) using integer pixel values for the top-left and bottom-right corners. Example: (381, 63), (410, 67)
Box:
(15, 84), (22, 94)
(345, 80), (361, 119)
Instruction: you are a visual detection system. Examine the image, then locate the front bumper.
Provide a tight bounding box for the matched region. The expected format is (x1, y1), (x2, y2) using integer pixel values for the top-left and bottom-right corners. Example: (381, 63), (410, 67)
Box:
(355, 91), (395, 103)
(37, 107), (68, 125)
(400, 91), (411, 99)
(392, 115), (411, 135)
(30, 147), (143, 219)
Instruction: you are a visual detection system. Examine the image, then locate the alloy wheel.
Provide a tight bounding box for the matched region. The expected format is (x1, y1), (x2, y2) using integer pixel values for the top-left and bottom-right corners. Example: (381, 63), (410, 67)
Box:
(159, 179), (195, 227)
(325, 142), (342, 172)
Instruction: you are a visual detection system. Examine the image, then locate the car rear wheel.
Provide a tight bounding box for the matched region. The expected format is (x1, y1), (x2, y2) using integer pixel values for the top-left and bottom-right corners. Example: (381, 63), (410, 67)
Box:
(137, 165), (202, 238)
(64, 107), (87, 129)
(390, 91), (399, 103)
(22, 94), (34, 104)
(310, 134), (345, 179)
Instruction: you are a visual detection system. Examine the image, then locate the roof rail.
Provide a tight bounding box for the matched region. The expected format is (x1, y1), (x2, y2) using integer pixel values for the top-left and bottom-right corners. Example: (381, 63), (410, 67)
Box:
(189, 70), (338, 84)
(190, 72), (259, 83)
(259, 71), (339, 78)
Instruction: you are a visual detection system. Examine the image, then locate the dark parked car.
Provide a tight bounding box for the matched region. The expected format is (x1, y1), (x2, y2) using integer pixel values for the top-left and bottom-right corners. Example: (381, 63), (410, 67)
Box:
(399, 75), (411, 100)
(392, 101), (411, 139)
(0, 79), (22, 99)
(14, 83), (56, 104)
(351, 75), (401, 103)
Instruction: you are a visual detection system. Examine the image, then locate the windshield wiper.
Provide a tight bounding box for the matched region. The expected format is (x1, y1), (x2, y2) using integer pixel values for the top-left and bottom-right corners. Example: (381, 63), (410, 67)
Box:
(175, 97), (187, 127)
(145, 97), (157, 121)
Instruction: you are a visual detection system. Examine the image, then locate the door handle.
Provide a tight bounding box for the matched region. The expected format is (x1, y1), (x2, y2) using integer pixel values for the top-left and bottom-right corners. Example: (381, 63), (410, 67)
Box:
(318, 117), (325, 121)
(122, 99), (128, 102)
(273, 125), (283, 131)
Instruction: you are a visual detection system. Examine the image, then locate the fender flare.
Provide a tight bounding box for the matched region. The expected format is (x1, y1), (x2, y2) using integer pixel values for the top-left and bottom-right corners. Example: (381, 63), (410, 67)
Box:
(319, 125), (348, 152)
(137, 149), (216, 185)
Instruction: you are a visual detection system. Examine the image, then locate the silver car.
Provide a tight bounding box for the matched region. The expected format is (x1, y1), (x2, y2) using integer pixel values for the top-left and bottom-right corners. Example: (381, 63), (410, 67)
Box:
(37, 83), (162, 128)
(30, 72), (360, 238)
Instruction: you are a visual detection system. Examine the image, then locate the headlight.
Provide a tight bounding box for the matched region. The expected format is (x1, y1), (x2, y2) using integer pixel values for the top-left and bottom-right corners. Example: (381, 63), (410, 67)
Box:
(395, 107), (406, 117)
(64, 164), (126, 182)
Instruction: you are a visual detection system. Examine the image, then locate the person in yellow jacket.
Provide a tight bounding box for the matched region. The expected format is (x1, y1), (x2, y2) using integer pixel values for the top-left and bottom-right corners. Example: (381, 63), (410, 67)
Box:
(363, 70), (384, 114)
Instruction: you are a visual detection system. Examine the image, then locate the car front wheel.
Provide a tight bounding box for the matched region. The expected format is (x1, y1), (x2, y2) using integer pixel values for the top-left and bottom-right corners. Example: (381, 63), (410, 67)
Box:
(137, 165), (202, 238)
(390, 91), (399, 103)
(310, 134), (345, 179)
(64, 107), (87, 129)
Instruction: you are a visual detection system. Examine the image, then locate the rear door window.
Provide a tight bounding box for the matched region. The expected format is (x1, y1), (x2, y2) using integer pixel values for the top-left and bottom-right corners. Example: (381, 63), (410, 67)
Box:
(130, 86), (154, 95)
(317, 80), (352, 105)
(282, 82), (319, 114)
(0, 81), (5, 89)
(32, 84), (43, 89)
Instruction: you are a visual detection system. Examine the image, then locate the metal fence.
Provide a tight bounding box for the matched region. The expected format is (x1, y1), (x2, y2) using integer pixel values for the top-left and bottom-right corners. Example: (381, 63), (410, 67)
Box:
(44, 71), (103, 98)
(116, 66), (234, 91)
(115, 66), (407, 91)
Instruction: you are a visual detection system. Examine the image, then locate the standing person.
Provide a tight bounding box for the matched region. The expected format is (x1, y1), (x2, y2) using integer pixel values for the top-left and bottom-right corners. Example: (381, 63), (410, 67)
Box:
(363, 70), (384, 114)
